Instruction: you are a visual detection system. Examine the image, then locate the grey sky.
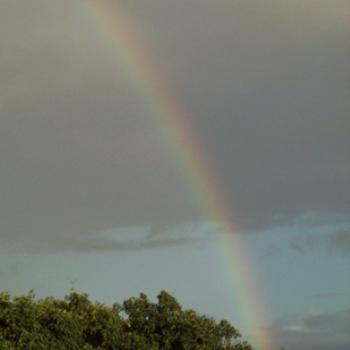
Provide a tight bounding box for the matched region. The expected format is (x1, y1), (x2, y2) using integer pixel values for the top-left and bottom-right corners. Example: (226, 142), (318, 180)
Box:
(1, 1), (349, 349)
(1, 0), (349, 247)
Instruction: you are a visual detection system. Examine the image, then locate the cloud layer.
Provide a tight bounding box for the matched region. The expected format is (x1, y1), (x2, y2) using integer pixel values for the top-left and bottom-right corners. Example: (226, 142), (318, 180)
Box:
(0, 0), (349, 249)
(290, 228), (350, 255)
(274, 309), (350, 350)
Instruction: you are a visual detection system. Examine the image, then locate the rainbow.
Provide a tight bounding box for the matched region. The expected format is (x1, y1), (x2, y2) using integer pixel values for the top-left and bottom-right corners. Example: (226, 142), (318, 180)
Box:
(81, 1), (275, 348)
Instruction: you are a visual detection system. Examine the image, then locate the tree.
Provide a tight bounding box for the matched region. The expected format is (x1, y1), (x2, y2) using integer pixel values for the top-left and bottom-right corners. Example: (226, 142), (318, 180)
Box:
(0, 290), (253, 350)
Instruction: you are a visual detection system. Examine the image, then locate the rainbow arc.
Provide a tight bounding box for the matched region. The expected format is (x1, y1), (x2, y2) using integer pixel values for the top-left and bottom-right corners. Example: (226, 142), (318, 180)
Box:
(82, 1), (275, 348)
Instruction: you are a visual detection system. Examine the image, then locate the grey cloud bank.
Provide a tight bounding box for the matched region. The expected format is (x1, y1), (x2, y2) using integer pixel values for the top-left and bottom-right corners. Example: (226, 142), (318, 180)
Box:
(0, 0), (349, 251)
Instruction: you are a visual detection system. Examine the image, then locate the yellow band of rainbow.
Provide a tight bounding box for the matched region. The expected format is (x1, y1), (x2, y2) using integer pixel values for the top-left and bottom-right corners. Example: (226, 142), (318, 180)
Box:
(82, 1), (276, 348)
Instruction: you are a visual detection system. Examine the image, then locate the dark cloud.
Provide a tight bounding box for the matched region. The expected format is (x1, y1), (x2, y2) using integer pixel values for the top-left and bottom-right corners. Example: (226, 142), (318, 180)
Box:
(329, 229), (350, 254)
(16, 234), (205, 254)
(63, 236), (202, 253)
(305, 292), (348, 300)
(289, 228), (350, 255)
(0, 0), (349, 250)
(289, 236), (322, 253)
(7, 222), (212, 253)
(273, 309), (350, 350)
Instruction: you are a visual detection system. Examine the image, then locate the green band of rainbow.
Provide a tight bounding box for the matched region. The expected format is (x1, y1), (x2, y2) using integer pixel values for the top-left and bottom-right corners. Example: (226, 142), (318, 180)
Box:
(82, 1), (275, 348)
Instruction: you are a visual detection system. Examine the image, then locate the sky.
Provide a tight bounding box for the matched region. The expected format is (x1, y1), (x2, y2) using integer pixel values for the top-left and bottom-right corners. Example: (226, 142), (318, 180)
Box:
(1, 0), (349, 349)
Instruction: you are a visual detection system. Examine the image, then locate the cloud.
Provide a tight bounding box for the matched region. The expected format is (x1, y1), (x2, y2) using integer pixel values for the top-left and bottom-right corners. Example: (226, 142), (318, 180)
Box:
(306, 292), (348, 300)
(273, 309), (350, 350)
(0, 0), (349, 251)
(329, 229), (350, 254)
(289, 236), (322, 253)
(66, 236), (202, 253)
(12, 223), (213, 253)
(289, 228), (350, 255)
(21, 234), (206, 254)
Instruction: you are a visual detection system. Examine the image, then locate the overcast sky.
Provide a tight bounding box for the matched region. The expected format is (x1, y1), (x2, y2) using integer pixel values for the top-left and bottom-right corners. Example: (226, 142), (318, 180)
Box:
(1, 1), (349, 349)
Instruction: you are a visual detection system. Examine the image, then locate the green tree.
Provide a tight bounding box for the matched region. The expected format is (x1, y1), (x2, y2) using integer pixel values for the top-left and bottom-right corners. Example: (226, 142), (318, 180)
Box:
(0, 290), (253, 350)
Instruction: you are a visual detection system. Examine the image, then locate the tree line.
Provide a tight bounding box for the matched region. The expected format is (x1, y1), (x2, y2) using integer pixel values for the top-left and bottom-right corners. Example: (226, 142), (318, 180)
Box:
(0, 290), (253, 349)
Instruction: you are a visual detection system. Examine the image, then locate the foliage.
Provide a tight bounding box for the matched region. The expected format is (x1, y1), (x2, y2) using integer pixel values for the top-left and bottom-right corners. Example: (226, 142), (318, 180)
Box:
(0, 290), (252, 350)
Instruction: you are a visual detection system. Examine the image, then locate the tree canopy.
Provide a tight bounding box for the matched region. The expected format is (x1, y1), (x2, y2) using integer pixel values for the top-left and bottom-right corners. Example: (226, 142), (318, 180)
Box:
(0, 290), (252, 350)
